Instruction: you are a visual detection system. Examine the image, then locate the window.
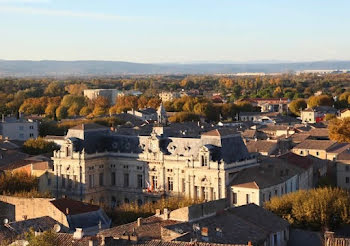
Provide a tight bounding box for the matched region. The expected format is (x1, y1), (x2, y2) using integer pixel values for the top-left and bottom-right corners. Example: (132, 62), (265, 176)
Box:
(19, 133), (24, 139)
(137, 174), (143, 188)
(61, 175), (66, 188)
(316, 151), (319, 156)
(99, 173), (104, 186)
(89, 174), (94, 188)
(47, 178), (51, 186)
(124, 173), (129, 187)
(262, 193), (265, 202)
(274, 189), (278, 196)
(182, 178), (185, 192)
(111, 172), (116, 186)
(269, 192), (271, 200)
(137, 166), (142, 170)
(152, 176), (158, 189)
(346, 166), (350, 172)
(29, 125), (34, 129)
(274, 234), (277, 245)
(300, 150), (304, 155)
(29, 133), (34, 138)
(232, 192), (237, 204)
(346, 177), (349, 184)
(246, 194), (250, 204)
(67, 175), (72, 189)
(19, 126), (24, 131)
(167, 177), (173, 191)
(123, 165), (129, 169)
(201, 155), (208, 166)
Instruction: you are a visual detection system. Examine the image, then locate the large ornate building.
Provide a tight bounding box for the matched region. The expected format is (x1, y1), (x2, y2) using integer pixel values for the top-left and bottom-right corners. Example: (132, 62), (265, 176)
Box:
(50, 109), (257, 207)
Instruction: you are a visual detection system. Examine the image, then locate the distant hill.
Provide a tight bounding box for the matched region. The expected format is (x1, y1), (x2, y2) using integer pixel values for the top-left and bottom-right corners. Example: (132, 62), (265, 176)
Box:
(0, 60), (350, 77)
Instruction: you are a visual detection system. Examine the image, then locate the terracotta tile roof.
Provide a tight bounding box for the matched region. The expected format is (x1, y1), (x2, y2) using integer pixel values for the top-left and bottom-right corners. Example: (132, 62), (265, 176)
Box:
(230, 157), (300, 189)
(278, 152), (313, 170)
(55, 233), (100, 246)
(98, 216), (179, 241)
(246, 140), (277, 153)
(293, 140), (336, 150)
(50, 198), (100, 216)
(202, 128), (238, 137)
(231, 181), (259, 189)
(118, 240), (246, 246)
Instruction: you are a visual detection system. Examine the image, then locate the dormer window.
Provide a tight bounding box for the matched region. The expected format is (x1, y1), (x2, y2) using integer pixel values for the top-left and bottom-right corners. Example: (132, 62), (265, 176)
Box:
(201, 155), (208, 166)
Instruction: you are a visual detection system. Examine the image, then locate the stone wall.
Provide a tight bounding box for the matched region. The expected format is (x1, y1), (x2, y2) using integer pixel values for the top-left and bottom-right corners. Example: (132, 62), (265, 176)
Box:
(169, 199), (227, 222)
(0, 195), (68, 227)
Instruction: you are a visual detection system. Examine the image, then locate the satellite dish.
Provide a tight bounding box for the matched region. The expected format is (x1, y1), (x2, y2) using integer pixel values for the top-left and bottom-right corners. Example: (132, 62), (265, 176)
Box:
(53, 224), (61, 233)
(3, 218), (9, 224)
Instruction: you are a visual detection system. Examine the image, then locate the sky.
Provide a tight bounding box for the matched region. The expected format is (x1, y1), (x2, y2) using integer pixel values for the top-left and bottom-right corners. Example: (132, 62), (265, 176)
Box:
(0, 0), (349, 63)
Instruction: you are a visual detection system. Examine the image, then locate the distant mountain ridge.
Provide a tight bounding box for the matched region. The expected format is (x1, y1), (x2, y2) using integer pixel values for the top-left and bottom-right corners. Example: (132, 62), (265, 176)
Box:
(0, 60), (350, 77)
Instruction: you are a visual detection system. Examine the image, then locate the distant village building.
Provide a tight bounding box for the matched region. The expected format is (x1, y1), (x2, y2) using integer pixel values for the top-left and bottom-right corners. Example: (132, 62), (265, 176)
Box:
(83, 89), (122, 105)
(127, 108), (157, 121)
(0, 117), (38, 141)
(158, 92), (180, 102)
(300, 106), (337, 123)
(241, 98), (289, 113)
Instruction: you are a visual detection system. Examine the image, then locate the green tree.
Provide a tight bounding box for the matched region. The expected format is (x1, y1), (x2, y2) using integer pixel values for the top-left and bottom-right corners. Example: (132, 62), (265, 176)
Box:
(55, 106), (68, 120)
(288, 99), (307, 116)
(22, 137), (59, 155)
(25, 228), (58, 246)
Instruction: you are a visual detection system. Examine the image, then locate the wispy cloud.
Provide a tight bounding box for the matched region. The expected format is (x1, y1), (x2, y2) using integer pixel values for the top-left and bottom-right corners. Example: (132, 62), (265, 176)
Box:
(0, 6), (138, 21)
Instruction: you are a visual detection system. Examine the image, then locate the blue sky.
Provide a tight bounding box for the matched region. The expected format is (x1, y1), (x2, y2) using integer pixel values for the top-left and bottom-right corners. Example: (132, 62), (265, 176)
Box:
(0, 0), (349, 63)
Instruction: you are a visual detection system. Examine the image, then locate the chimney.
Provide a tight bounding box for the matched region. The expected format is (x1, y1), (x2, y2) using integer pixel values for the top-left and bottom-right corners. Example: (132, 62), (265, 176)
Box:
(66, 208), (69, 215)
(89, 240), (98, 246)
(155, 209), (161, 216)
(1, 114), (4, 123)
(73, 228), (84, 240)
(163, 208), (169, 220)
(137, 217), (142, 227)
(248, 241), (252, 246)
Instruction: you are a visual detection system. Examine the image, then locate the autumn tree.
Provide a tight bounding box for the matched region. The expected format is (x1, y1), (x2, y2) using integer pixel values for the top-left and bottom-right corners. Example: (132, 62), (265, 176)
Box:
(329, 118), (350, 142)
(288, 99), (307, 116)
(265, 187), (350, 230)
(65, 83), (87, 95)
(307, 95), (334, 108)
(0, 172), (39, 195)
(44, 82), (65, 97)
(22, 137), (59, 155)
(168, 112), (200, 123)
(55, 105), (68, 120)
(24, 228), (59, 246)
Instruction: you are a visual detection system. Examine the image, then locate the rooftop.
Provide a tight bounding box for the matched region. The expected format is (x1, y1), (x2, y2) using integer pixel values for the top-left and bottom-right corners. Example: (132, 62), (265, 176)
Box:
(293, 139), (336, 150)
(50, 198), (100, 216)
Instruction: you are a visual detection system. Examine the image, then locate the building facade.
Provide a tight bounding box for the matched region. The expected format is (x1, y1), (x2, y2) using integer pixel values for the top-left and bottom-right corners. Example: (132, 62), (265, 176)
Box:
(0, 117), (38, 141)
(83, 89), (122, 105)
(51, 121), (257, 207)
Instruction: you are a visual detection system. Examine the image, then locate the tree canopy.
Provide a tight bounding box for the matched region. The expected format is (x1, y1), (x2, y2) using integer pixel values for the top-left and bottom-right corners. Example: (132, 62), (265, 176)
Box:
(289, 99), (307, 116)
(22, 137), (59, 155)
(328, 118), (350, 142)
(265, 187), (350, 230)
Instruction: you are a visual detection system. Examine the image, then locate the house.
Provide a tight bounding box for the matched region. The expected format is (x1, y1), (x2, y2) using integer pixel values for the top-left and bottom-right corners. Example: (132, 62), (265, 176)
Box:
(158, 92), (180, 102)
(0, 196), (111, 235)
(333, 146), (350, 189)
(127, 108), (157, 121)
(246, 140), (279, 156)
(300, 106), (338, 123)
(230, 158), (301, 207)
(0, 117), (38, 141)
(339, 109), (350, 119)
(240, 98), (289, 113)
(83, 89), (122, 105)
(291, 140), (337, 160)
(162, 204), (289, 246)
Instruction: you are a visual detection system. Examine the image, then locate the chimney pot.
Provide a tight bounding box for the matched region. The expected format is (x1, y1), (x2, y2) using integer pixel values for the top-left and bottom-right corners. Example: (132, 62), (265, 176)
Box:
(137, 217), (142, 227)
(155, 209), (161, 216)
(66, 208), (69, 215)
(163, 208), (169, 220)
